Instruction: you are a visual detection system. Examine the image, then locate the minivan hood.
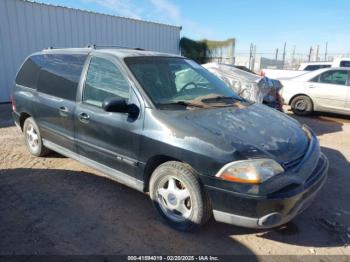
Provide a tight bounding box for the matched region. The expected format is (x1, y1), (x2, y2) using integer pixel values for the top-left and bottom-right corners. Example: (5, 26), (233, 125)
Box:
(157, 103), (309, 164)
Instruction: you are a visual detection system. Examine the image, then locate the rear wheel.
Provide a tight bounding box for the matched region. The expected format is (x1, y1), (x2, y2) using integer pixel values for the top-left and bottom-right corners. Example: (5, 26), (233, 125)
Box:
(291, 95), (313, 116)
(23, 117), (50, 157)
(149, 161), (211, 231)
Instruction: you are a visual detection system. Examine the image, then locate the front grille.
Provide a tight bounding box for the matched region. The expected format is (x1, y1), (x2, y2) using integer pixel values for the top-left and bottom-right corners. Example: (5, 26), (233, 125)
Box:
(269, 183), (300, 197)
(305, 156), (326, 186)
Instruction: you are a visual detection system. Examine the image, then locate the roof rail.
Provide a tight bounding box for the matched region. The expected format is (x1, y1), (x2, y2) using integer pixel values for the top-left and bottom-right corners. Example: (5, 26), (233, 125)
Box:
(42, 45), (146, 51)
(42, 46), (55, 50)
(43, 46), (89, 51)
(86, 44), (145, 51)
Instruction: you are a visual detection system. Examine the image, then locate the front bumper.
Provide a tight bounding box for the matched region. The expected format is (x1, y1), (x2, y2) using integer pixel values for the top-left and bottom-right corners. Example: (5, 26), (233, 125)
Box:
(12, 111), (21, 129)
(204, 144), (328, 228)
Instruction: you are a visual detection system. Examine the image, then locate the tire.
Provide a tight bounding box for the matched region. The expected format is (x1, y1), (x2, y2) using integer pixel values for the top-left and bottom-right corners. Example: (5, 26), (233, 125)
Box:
(23, 117), (50, 157)
(291, 95), (313, 116)
(149, 161), (212, 231)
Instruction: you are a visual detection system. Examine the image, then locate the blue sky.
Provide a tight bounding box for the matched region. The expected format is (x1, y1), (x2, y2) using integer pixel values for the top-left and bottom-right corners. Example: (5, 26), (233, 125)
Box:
(35, 0), (350, 56)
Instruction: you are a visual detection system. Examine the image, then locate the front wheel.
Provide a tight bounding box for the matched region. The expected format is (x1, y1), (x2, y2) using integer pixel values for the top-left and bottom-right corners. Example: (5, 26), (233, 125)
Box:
(149, 161), (211, 231)
(291, 95), (313, 116)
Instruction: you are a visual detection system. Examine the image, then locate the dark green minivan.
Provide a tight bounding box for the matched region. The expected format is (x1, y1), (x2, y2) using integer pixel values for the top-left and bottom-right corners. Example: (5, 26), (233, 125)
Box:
(12, 47), (328, 231)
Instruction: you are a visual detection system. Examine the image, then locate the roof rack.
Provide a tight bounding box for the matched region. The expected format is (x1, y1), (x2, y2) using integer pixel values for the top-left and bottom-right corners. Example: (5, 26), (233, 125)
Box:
(86, 44), (145, 51)
(43, 46), (87, 51)
(43, 45), (146, 51)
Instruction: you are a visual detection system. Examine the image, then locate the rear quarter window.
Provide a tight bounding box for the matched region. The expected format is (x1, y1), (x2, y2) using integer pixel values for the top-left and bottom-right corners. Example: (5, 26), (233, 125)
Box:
(304, 64), (331, 71)
(340, 61), (350, 67)
(37, 54), (87, 100)
(15, 55), (45, 89)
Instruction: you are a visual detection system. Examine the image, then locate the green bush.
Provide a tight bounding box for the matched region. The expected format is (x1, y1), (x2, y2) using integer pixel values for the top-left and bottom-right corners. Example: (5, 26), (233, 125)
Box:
(180, 37), (235, 64)
(179, 37), (209, 64)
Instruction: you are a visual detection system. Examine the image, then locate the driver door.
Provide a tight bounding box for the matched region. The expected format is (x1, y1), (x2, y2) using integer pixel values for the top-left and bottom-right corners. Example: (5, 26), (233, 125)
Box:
(308, 69), (349, 110)
(75, 54), (143, 179)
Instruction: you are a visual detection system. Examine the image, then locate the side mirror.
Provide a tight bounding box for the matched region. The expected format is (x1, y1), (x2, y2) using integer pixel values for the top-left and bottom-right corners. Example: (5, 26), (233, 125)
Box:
(102, 97), (128, 113)
(102, 97), (139, 117)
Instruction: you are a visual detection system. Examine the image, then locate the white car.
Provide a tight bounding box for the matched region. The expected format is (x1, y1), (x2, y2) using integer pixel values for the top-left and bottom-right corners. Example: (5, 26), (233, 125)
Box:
(263, 58), (350, 79)
(280, 68), (350, 116)
(299, 58), (350, 71)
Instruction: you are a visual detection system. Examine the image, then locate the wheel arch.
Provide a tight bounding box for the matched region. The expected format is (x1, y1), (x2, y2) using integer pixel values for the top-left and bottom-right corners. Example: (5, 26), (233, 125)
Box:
(143, 155), (183, 192)
(19, 112), (31, 131)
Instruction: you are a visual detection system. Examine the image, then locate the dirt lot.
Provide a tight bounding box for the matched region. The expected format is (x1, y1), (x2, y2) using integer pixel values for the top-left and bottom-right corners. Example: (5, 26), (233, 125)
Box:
(0, 103), (349, 257)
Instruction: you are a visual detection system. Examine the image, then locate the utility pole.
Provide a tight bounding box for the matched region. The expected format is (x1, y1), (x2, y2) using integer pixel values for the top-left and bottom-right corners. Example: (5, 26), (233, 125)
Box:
(249, 43), (253, 70)
(324, 42), (328, 61)
(316, 45), (319, 61)
(282, 42), (287, 69)
(275, 48), (279, 60)
(308, 46), (313, 62)
(251, 44), (256, 72)
(291, 45), (296, 69)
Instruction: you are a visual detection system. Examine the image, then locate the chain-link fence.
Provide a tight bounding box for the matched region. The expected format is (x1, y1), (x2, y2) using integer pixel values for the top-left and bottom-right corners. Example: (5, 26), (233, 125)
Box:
(235, 51), (350, 71)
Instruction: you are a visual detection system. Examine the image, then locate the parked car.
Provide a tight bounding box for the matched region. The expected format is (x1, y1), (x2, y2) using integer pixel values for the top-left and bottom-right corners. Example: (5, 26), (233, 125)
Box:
(262, 58), (350, 79)
(299, 58), (350, 71)
(12, 47), (328, 231)
(280, 68), (350, 116)
(203, 63), (283, 110)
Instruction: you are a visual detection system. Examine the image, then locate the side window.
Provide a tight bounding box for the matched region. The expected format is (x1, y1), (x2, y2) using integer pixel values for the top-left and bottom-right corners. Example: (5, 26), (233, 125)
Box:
(340, 61), (350, 67)
(37, 54), (87, 100)
(310, 75), (320, 82)
(304, 65), (321, 71)
(319, 70), (348, 85)
(15, 55), (45, 89)
(83, 57), (129, 107)
(304, 65), (331, 71)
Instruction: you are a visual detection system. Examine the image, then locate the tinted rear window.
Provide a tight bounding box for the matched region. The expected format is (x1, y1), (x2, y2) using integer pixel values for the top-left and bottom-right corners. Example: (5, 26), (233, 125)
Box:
(340, 61), (350, 67)
(304, 64), (331, 71)
(16, 55), (45, 88)
(37, 54), (87, 100)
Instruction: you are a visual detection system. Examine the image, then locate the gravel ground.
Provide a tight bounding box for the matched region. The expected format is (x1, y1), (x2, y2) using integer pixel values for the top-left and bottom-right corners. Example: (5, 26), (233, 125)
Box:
(0, 103), (349, 257)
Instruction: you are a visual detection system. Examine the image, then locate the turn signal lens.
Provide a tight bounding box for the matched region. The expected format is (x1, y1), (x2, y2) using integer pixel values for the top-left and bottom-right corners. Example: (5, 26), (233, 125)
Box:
(11, 95), (16, 112)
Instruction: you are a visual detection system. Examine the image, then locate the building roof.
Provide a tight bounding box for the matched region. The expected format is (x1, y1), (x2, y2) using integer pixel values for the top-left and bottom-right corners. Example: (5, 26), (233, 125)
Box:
(26, 0), (181, 29)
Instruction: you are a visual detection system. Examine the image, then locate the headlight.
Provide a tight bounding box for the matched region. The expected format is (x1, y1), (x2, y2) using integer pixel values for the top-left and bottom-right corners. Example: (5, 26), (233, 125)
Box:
(216, 159), (284, 184)
(302, 124), (312, 140)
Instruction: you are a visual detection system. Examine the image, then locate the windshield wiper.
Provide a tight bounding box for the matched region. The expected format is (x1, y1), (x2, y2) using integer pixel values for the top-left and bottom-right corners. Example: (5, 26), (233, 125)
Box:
(201, 95), (241, 103)
(157, 101), (204, 108)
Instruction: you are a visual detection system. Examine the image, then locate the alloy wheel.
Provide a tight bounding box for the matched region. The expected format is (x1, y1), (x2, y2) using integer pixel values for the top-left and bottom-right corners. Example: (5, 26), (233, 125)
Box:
(156, 176), (192, 222)
(26, 123), (39, 151)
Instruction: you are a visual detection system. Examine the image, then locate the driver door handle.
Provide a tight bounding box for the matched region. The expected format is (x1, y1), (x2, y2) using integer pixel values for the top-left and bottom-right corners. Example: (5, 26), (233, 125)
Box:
(79, 112), (90, 123)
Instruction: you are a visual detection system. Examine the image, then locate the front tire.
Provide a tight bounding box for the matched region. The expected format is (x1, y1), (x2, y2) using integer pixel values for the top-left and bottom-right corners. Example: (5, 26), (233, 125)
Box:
(291, 95), (313, 116)
(23, 117), (50, 157)
(149, 161), (211, 231)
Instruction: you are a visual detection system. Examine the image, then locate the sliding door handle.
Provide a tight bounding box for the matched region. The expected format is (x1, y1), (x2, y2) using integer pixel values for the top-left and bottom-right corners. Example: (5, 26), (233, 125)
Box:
(58, 106), (69, 117)
(59, 106), (69, 113)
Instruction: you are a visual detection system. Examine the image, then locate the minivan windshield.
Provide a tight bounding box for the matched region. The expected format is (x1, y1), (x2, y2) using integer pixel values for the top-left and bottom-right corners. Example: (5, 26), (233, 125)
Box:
(124, 57), (241, 108)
